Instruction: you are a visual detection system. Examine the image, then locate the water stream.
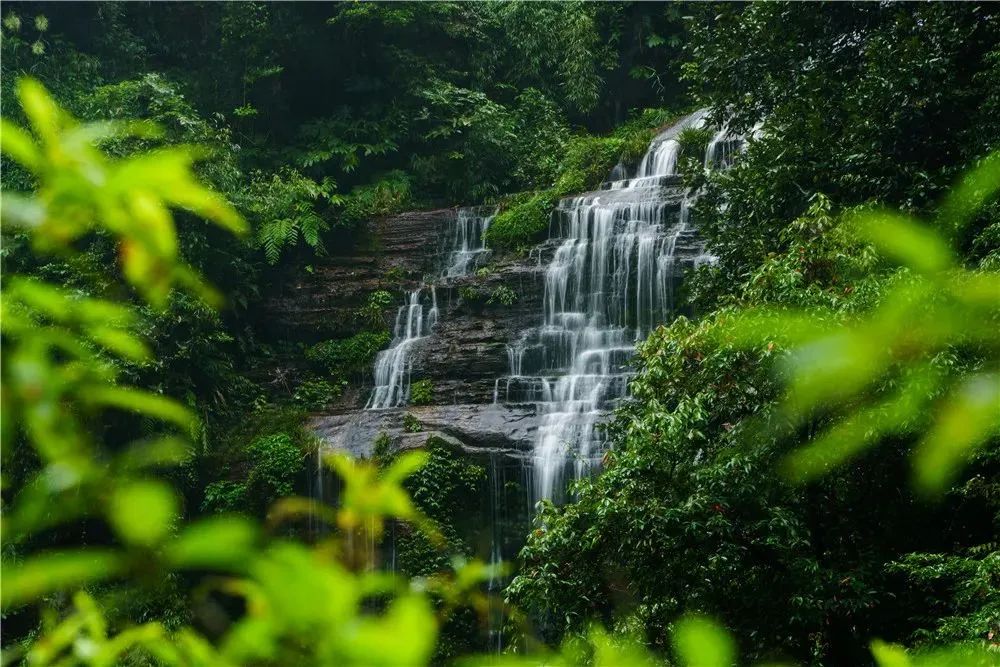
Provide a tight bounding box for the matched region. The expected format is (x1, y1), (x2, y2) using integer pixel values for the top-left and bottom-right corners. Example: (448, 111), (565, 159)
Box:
(367, 207), (494, 409)
(493, 110), (720, 503)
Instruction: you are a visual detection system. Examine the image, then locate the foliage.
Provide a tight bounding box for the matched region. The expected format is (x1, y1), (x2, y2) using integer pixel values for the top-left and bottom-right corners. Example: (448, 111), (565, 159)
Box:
(245, 433), (306, 501)
(488, 285), (518, 306)
(334, 170), (413, 228)
(292, 377), (345, 411)
(403, 413), (423, 434)
(248, 168), (333, 264)
(305, 330), (392, 379)
(0, 81), (494, 666)
(683, 2), (1000, 281)
(716, 156), (1000, 494)
(889, 547), (1000, 647)
(410, 379), (435, 406)
(201, 479), (248, 513)
(356, 290), (394, 331)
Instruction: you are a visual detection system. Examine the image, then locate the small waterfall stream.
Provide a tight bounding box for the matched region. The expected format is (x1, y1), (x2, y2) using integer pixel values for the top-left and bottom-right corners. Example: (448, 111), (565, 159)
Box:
(494, 110), (721, 503)
(367, 207), (494, 409)
(320, 112), (741, 653)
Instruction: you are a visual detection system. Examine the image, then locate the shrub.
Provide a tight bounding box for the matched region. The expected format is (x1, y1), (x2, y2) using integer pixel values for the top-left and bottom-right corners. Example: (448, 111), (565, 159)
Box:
(487, 284), (517, 306)
(410, 379), (434, 405)
(458, 285), (483, 304)
(292, 377), (345, 410)
(201, 480), (248, 513)
(246, 433), (306, 501)
(334, 170), (413, 227)
(483, 189), (557, 250)
(305, 330), (391, 376)
(356, 290), (394, 330)
(402, 413), (422, 433)
(372, 431), (394, 466)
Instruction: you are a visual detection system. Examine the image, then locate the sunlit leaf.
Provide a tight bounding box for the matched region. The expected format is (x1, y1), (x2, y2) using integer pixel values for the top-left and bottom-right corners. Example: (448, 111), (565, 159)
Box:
(671, 615), (735, 667)
(343, 595), (437, 666)
(165, 516), (259, 570)
(0, 118), (41, 170)
(871, 639), (912, 667)
(914, 372), (1000, 495)
(938, 151), (1000, 233)
(17, 77), (64, 146)
(382, 450), (429, 484)
(850, 210), (954, 274)
(782, 364), (941, 482)
(109, 480), (178, 546)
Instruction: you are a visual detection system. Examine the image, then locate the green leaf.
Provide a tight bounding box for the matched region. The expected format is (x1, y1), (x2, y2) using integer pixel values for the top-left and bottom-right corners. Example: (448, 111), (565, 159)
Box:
(938, 151), (1000, 233)
(383, 450), (429, 484)
(871, 640), (912, 667)
(84, 387), (195, 430)
(109, 480), (178, 546)
(0, 118), (41, 170)
(165, 516), (259, 570)
(851, 210), (954, 274)
(914, 372), (1000, 495)
(17, 77), (63, 145)
(672, 615), (735, 667)
(2, 549), (125, 607)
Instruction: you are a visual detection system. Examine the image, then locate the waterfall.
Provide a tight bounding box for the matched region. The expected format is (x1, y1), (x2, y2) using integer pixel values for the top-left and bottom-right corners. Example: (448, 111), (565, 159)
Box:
(367, 207), (494, 409)
(493, 110), (722, 503)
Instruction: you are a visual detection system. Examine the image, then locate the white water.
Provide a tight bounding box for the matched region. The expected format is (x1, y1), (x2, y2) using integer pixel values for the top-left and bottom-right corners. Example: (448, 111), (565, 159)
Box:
(367, 207), (494, 409)
(493, 110), (725, 502)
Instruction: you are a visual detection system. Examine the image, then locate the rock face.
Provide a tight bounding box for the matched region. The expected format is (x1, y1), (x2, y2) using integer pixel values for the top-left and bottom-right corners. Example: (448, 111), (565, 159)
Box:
(310, 403), (538, 460)
(262, 208), (458, 342)
(260, 207), (546, 454)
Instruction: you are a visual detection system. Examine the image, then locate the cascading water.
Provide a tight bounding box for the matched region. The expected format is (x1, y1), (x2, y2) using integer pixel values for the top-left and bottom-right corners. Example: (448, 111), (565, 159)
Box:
(493, 110), (719, 503)
(367, 207), (494, 409)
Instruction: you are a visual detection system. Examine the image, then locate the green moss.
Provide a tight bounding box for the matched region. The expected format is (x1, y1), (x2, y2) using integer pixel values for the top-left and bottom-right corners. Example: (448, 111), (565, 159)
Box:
(484, 108), (681, 253)
(305, 330), (391, 377)
(483, 189), (557, 250)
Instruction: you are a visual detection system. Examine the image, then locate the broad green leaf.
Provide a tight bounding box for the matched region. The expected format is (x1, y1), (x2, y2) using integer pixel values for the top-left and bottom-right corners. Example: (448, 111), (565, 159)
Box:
(383, 450), (430, 484)
(109, 480), (178, 546)
(84, 386), (195, 430)
(165, 516), (259, 570)
(781, 364), (941, 482)
(0, 118), (41, 170)
(17, 77), (64, 146)
(914, 372), (1000, 495)
(851, 210), (954, 274)
(1, 549), (125, 607)
(938, 151), (1000, 233)
(871, 640), (912, 667)
(344, 595), (437, 666)
(118, 436), (192, 470)
(671, 615), (735, 667)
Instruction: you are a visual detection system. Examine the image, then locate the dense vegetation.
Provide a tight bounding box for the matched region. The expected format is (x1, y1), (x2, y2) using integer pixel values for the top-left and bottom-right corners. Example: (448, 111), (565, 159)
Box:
(2, 2), (997, 666)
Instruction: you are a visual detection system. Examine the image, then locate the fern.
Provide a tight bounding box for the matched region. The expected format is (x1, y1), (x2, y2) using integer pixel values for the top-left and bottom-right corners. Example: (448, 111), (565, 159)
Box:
(244, 169), (332, 264)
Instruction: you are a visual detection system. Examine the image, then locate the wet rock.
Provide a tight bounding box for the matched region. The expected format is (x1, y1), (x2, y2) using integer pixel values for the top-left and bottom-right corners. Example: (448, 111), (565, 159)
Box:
(309, 403), (538, 459)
